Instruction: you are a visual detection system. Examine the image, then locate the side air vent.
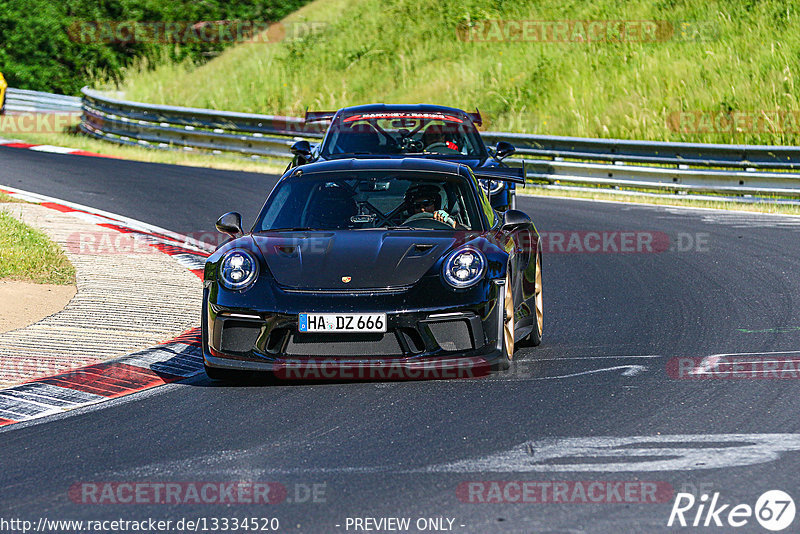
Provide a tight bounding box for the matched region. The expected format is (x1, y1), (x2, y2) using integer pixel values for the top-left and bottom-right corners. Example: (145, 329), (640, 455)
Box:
(407, 244), (435, 257)
(275, 245), (299, 257)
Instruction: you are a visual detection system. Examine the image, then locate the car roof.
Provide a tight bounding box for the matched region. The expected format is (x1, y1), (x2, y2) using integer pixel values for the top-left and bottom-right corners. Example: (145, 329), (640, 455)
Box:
(285, 157), (473, 178)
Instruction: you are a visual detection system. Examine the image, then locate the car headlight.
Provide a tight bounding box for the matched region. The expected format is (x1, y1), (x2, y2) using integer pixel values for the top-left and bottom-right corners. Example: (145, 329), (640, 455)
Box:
(219, 249), (259, 290)
(442, 246), (486, 288)
(481, 179), (505, 195)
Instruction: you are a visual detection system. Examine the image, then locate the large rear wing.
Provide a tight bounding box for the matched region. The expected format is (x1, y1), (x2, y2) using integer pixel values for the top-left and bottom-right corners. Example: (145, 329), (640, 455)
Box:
(473, 164), (526, 184)
(304, 111), (337, 122)
(306, 108), (483, 125)
(467, 109), (482, 126)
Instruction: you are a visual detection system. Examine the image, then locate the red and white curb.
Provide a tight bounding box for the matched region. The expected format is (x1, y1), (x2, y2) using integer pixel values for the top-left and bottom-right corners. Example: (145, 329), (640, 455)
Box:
(0, 329), (202, 426)
(0, 184), (214, 276)
(0, 185), (216, 428)
(0, 136), (116, 159)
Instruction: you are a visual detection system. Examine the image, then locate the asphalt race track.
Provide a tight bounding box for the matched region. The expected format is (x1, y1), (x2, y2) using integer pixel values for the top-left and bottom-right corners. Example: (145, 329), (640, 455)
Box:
(2, 146), (800, 533)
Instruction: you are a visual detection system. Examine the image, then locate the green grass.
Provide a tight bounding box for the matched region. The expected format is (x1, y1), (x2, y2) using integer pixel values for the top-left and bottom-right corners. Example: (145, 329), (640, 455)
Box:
(111, 0), (800, 146)
(0, 211), (76, 284)
(0, 193), (22, 203)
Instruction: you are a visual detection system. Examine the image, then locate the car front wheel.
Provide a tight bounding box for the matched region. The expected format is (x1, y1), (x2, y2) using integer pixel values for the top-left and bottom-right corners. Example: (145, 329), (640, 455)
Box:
(501, 270), (515, 367)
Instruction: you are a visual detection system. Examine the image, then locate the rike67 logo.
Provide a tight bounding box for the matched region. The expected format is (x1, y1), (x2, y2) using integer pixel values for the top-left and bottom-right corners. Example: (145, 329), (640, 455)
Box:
(668, 490), (795, 531)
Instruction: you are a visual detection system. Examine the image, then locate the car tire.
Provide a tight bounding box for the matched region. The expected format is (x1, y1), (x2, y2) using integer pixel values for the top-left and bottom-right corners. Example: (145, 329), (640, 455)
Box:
(516, 245), (543, 348)
(500, 270), (515, 369)
(528, 249), (543, 346)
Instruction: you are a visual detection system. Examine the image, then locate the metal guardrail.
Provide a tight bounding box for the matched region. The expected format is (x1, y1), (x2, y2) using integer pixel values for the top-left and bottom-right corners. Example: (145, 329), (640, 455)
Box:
(0, 86), (787, 198)
(80, 87), (326, 158)
(481, 132), (800, 170)
(4, 88), (82, 113)
(517, 160), (800, 197)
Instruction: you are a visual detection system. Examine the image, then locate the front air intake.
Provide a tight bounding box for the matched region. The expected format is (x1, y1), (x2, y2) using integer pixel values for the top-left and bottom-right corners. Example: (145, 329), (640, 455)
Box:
(220, 320), (262, 353)
(286, 332), (404, 357)
(427, 320), (473, 351)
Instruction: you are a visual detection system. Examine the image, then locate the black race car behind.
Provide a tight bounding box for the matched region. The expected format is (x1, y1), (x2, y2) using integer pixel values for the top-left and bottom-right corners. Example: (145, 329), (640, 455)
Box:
(288, 104), (521, 211)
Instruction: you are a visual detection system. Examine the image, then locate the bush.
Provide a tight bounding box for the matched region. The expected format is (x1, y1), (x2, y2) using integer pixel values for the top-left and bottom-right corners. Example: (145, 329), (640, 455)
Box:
(0, 0), (310, 95)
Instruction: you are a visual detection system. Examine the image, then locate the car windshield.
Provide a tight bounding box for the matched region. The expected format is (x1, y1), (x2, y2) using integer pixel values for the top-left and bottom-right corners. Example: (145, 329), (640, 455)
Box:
(255, 170), (484, 232)
(319, 112), (486, 159)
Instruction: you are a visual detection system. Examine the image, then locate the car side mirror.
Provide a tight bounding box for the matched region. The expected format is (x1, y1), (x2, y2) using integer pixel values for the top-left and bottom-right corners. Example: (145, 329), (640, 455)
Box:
(291, 140), (313, 162)
(216, 212), (243, 238)
(495, 141), (516, 160)
(501, 209), (530, 233)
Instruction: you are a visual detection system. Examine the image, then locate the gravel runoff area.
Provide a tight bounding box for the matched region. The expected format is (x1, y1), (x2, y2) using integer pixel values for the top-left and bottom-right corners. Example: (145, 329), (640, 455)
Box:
(0, 202), (202, 386)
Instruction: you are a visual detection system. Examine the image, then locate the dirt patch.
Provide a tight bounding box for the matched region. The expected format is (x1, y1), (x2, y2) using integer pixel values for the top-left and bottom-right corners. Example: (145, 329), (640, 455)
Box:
(0, 280), (76, 334)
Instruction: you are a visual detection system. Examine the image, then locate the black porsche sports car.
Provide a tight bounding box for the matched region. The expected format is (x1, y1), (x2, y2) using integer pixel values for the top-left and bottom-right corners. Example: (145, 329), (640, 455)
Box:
(202, 158), (542, 381)
(288, 104), (521, 211)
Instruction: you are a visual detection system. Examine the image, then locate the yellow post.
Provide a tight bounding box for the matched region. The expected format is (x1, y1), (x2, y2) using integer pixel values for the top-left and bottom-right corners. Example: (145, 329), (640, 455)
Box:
(0, 72), (7, 114)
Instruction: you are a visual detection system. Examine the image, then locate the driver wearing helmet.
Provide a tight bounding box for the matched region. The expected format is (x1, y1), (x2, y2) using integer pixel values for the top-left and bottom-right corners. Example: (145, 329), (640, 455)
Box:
(422, 124), (460, 153)
(403, 183), (458, 228)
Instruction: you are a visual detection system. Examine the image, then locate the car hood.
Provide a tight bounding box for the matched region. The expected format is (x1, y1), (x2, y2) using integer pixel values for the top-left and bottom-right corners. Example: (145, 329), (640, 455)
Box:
(253, 230), (460, 289)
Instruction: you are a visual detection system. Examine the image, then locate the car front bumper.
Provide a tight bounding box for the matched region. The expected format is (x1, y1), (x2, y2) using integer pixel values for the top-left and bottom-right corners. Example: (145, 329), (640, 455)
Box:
(203, 279), (507, 378)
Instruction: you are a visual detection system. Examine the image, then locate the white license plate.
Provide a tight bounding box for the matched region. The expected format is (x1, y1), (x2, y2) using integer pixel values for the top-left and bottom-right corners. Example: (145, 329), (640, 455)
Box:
(298, 313), (387, 333)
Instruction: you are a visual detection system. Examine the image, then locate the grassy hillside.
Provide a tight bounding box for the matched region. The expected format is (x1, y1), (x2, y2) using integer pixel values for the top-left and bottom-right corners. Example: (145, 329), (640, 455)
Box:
(112, 0), (800, 145)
